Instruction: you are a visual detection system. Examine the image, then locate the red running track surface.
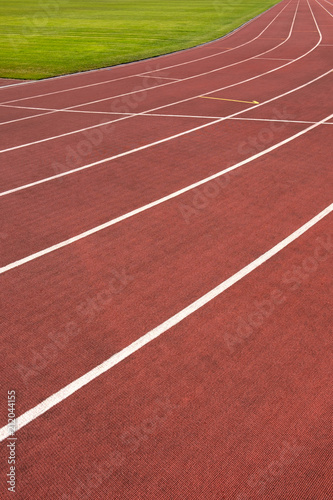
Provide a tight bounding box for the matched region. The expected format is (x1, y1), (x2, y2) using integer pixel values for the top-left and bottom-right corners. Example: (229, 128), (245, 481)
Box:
(0, 0), (332, 498)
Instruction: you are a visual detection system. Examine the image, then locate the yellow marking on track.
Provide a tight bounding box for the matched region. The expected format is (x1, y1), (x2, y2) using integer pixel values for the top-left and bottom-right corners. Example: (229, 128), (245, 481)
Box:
(199, 96), (259, 105)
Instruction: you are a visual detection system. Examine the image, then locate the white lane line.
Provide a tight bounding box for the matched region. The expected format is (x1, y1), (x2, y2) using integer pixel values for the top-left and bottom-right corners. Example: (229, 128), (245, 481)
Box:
(0, 2), (302, 154)
(0, 1), (295, 130)
(0, 202), (331, 442)
(0, 107), (58, 126)
(0, 103), (133, 115)
(0, 0), (288, 105)
(0, 104), (134, 126)
(144, 113), (333, 125)
(137, 75), (182, 81)
(4, 107), (333, 127)
(229, 116), (333, 125)
(137, 112), (230, 120)
(0, 103), (136, 115)
(0, 107), (53, 123)
(2, 63), (330, 198)
(1, 111), (332, 275)
(255, 57), (294, 60)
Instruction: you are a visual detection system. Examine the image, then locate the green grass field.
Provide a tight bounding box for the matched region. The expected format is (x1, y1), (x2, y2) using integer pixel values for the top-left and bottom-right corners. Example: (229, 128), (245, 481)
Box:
(0, 0), (278, 80)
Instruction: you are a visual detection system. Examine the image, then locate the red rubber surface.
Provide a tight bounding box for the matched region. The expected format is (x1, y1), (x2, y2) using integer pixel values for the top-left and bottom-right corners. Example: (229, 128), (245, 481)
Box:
(0, 0), (332, 498)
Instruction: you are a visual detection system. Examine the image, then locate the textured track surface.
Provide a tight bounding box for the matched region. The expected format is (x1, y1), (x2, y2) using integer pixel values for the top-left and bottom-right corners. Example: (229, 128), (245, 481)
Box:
(0, 0), (332, 498)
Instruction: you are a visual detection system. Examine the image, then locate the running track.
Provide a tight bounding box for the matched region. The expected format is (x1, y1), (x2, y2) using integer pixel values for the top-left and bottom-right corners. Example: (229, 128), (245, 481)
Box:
(0, 0), (332, 498)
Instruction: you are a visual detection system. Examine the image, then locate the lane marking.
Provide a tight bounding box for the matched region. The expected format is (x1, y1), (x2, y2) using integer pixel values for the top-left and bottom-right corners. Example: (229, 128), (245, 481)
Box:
(255, 57), (293, 60)
(3, 106), (333, 126)
(1, 111), (332, 275)
(0, 0), (296, 131)
(1, 63), (331, 197)
(136, 75), (182, 81)
(0, 103), (133, 115)
(202, 47), (235, 50)
(0, 104), (134, 126)
(0, 1), (289, 106)
(2, 107), (333, 126)
(199, 96), (259, 104)
(228, 116), (333, 125)
(144, 114), (333, 125)
(0, 202), (331, 442)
